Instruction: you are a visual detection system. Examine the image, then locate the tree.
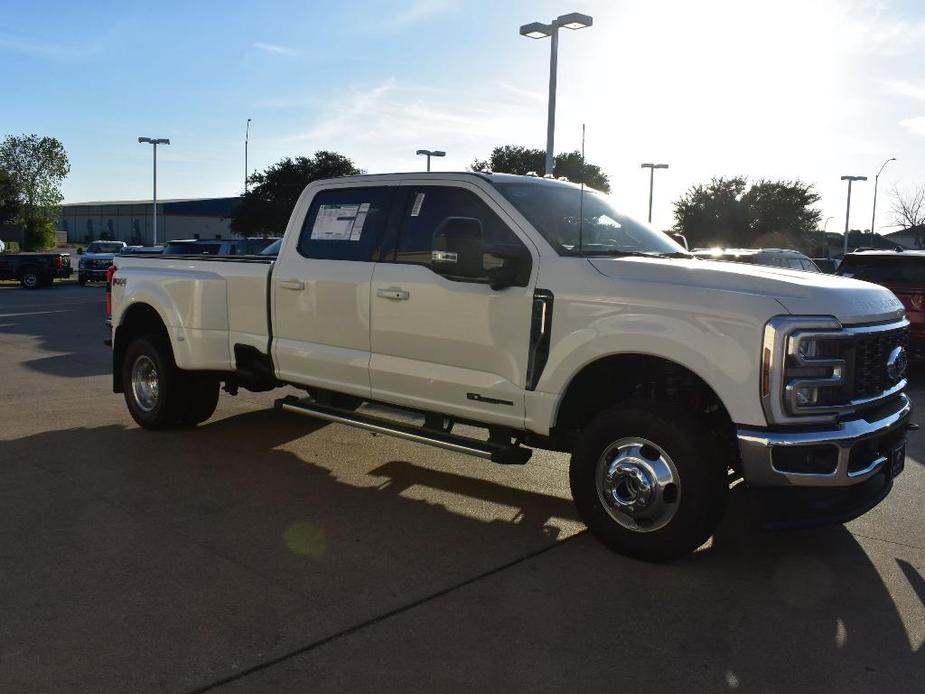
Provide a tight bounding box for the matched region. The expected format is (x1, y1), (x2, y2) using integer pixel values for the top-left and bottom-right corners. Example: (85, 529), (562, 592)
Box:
(471, 145), (610, 192)
(231, 151), (363, 237)
(0, 168), (21, 225)
(673, 176), (750, 247)
(673, 176), (821, 249)
(890, 183), (925, 229)
(0, 134), (70, 250)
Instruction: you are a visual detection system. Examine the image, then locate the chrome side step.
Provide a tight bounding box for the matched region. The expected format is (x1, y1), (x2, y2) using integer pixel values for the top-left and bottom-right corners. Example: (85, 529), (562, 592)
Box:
(275, 395), (532, 465)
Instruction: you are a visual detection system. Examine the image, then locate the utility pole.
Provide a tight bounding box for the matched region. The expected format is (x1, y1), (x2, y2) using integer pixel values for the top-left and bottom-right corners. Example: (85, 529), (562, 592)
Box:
(138, 137), (170, 245)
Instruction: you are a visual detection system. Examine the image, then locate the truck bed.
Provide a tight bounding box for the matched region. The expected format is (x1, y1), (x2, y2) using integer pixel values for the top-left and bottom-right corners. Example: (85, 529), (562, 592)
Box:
(113, 254), (274, 372)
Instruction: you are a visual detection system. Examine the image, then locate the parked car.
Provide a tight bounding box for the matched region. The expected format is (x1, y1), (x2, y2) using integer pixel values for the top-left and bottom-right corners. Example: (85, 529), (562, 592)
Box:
(691, 247), (821, 272)
(812, 257), (839, 273)
(162, 237), (278, 256)
(79, 240), (127, 285)
(109, 173), (910, 561)
(0, 251), (72, 288)
(838, 250), (925, 356)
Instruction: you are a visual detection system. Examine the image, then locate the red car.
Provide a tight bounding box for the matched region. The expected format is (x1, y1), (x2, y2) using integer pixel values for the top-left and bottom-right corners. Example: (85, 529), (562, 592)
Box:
(838, 250), (925, 355)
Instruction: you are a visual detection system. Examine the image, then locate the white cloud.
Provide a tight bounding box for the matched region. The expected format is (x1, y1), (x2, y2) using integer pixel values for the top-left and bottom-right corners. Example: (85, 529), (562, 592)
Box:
(391, 0), (455, 27)
(885, 80), (925, 101)
(0, 33), (100, 61)
(252, 42), (301, 56)
(899, 116), (925, 135)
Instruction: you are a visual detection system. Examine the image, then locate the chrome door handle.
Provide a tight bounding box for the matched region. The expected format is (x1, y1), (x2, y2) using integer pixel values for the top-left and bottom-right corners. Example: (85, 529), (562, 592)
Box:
(279, 279), (305, 290)
(377, 288), (410, 300)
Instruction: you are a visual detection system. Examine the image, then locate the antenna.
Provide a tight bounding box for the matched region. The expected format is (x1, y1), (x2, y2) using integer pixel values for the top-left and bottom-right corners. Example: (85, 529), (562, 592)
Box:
(577, 123), (586, 254)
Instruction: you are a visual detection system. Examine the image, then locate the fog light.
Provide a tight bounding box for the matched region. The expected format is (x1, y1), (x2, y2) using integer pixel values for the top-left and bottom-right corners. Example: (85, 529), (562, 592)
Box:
(773, 445), (839, 475)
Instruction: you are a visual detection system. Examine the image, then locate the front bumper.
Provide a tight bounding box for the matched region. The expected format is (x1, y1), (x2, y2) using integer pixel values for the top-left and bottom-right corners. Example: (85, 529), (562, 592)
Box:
(737, 394), (911, 528)
(737, 393), (911, 488)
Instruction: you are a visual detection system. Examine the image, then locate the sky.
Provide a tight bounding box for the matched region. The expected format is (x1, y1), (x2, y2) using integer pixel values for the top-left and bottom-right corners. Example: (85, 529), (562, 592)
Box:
(1, 0), (923, 233)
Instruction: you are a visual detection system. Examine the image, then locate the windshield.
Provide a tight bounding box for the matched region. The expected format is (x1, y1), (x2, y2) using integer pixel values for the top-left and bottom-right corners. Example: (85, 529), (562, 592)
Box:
(260, 239), (283, 256)
(86, 242), (124, 254)
(494, 181), (685, 257)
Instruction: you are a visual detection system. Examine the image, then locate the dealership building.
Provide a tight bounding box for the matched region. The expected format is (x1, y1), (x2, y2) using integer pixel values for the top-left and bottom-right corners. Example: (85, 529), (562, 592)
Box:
(58, 197), (240, 246)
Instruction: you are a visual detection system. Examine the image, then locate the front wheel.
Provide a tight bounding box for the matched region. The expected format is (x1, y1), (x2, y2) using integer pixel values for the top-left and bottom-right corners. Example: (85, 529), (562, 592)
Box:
(570, 401), (728, 562)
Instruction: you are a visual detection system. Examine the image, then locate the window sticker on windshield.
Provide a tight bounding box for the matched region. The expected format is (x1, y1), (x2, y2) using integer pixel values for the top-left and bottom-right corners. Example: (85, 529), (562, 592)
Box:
(311, 204), (361, 241)
(349, 203), (370, 241)
(411, 193), (425, 217)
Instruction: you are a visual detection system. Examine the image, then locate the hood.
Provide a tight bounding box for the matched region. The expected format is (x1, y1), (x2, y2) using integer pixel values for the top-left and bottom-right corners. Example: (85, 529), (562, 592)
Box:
(588, 257), (905, 325)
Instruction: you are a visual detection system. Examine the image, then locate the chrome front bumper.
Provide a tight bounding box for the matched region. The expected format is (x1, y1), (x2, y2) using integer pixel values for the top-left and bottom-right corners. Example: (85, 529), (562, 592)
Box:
(737, 394), (911, 488)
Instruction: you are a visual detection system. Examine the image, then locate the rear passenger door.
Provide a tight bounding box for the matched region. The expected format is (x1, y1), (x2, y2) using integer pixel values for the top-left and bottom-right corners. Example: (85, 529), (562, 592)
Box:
(273, 184), (394, 398)
(368, 182), (537, 428)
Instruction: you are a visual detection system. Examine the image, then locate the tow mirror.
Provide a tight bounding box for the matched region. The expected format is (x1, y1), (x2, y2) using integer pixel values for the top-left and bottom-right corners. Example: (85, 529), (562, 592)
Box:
(77, 247), (84, 255)
(432, 217), (485, 280)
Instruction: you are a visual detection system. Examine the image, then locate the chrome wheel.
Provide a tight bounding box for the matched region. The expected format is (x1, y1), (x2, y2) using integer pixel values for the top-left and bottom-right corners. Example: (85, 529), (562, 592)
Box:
(131, 355), (160, 412)
(595, 437), (681, 533)
(21, 273), (38, 288)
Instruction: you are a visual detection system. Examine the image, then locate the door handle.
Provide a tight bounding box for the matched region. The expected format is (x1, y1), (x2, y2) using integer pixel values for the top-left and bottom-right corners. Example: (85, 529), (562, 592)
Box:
(377, 287), (410, 300)
(279, 278), (305, 291)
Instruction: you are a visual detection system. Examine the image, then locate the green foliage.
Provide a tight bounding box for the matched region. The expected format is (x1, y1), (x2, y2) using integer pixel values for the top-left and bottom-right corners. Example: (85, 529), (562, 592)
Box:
(3, 240), (21, 253)
(0, 134), (70, 226)
(23, 216), (57, 251)
(0, 168), (22, 225)
(471, 145), (610, 192)
(673, 177), (821, 248)
(231, 151), (363, 236)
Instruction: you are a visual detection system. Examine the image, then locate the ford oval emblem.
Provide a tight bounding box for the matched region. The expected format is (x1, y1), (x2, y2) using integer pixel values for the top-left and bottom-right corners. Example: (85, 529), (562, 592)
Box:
(887, 345), (908, 382)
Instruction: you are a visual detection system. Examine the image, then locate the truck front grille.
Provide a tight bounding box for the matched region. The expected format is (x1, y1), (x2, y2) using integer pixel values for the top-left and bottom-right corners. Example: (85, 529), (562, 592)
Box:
(852, 325), (908, 400)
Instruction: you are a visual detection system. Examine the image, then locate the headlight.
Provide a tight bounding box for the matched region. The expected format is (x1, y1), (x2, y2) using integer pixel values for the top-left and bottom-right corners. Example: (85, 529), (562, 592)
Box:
(761, 316), (851, 425)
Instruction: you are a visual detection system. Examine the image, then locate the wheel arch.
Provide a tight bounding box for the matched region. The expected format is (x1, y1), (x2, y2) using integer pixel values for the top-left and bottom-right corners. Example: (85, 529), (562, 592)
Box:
(112, 302), (172, 393)
(553, 353), (737, 454)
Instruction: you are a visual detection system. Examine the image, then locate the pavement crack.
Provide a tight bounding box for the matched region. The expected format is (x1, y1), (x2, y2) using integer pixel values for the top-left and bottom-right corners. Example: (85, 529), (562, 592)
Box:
(183, 532), (585, 694)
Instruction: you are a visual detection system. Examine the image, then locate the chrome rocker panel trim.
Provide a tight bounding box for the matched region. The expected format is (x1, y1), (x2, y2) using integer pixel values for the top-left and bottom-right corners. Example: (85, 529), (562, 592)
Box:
(737, 394), (911, 487)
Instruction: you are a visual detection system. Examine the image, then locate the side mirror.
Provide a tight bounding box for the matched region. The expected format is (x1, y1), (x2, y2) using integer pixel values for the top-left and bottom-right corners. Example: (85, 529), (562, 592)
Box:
(432, 217), (485, 280)
(483, 243), (531, 290)
(77, 247), (84, 255)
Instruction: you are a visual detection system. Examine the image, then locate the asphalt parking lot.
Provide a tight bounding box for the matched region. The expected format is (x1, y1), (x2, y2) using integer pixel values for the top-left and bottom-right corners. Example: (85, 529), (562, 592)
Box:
(0, 284), (922, 693)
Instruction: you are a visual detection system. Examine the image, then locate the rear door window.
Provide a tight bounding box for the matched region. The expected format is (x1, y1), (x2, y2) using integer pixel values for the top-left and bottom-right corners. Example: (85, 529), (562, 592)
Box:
(298, 187), (392, 261)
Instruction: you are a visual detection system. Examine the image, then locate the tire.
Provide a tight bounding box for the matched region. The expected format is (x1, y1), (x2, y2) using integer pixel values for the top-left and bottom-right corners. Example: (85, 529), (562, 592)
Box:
(78, 276), (87, 286)
(19, 269), (40, 289)
(122, 335), (188, 429)
(569, 400), (728, 562)
(179, 373), (220, 426)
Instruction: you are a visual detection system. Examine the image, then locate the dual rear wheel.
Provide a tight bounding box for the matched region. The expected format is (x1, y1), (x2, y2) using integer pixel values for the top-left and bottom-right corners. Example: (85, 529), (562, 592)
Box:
(123, 336), (220, 429)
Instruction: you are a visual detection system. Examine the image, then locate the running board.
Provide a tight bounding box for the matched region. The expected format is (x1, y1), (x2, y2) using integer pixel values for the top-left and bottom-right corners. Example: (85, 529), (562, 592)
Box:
(275, 396), (532, 465)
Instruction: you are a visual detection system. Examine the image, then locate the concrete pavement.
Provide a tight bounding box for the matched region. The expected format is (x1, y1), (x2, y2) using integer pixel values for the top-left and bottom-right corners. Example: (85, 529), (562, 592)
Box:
(0, 285), (921, 692)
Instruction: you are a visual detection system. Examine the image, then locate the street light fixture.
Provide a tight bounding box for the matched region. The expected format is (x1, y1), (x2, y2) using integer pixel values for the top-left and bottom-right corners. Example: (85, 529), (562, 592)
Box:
(138, 137), (170, 246)
(415, 149), (446, 172)
(520, 11), (593, 177)
(640, 162), (669, 224)
(822, 215), (834, 232)
(840, 175), (867, 256)
(870, 156), (896, 242)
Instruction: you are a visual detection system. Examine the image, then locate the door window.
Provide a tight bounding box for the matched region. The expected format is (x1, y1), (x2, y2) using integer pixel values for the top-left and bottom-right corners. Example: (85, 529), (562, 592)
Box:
(298, 187), (391, 261)
(393, 186), (525, 266)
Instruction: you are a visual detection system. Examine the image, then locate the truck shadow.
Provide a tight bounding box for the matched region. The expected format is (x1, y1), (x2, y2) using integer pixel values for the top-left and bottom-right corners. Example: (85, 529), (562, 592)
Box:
(0, 285), (111, 378)
(1, 407), (921, 691)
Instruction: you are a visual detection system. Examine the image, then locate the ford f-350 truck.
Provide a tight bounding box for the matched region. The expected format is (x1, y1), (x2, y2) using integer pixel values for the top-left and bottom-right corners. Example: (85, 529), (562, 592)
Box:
(108, 173), (911, 561)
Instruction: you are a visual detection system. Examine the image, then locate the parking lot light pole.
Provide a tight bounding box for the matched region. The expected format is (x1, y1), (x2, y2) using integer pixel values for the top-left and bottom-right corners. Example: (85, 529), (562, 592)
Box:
(138, 137), (170, 246)
(520, 12), (593, 177)
(870, 157), (896, 242)
(640, 163), (669, 223)
(415, 149), (445, 172)
(245, 118), (252, 193)
(841, 175), (867, 256)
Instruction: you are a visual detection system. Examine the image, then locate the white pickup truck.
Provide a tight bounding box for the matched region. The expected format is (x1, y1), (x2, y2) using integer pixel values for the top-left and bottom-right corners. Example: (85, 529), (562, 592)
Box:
(109, 172), (912, 561)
